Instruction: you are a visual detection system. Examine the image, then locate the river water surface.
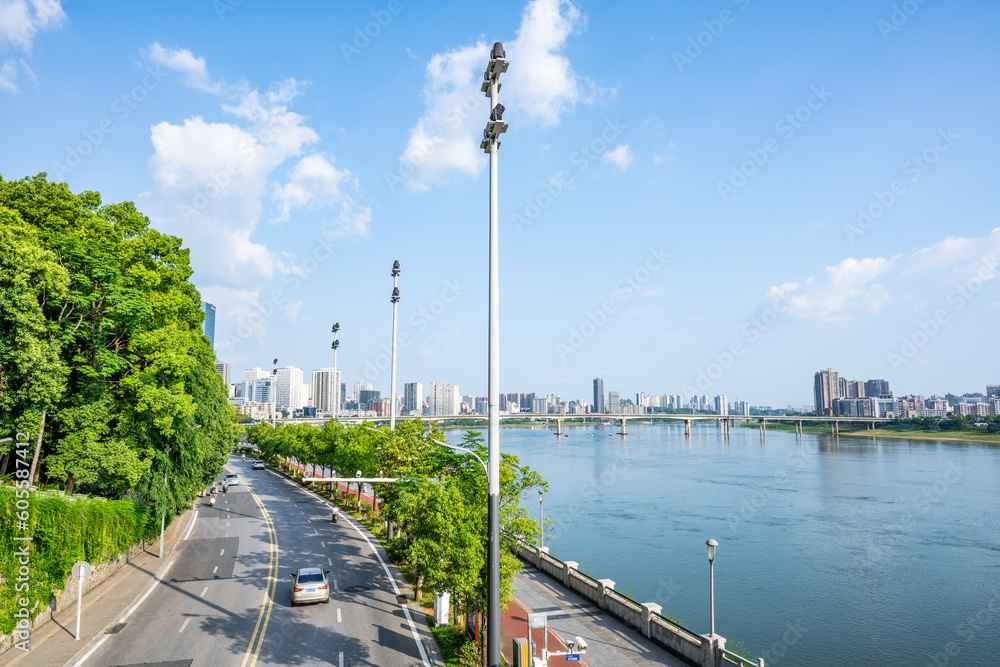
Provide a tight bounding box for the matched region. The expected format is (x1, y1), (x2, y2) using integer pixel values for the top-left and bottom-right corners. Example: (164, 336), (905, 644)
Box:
(490, 422), (1000, 667)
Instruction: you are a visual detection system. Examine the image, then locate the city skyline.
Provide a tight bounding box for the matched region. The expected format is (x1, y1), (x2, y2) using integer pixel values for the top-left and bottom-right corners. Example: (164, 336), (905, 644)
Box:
(3, 1), (998, 407)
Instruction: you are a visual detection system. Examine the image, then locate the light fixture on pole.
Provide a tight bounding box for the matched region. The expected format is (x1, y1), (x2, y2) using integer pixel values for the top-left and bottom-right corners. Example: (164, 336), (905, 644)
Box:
(390, 261), (400, 431)
(431, 438), (488, 477)
(331, 323), (340, 418)
(707, 539), (718, 637)
(481, 39), (508, 667)
(538, 488), (545, 550)
(271, 358), (278, 426)
(159, 444), (171, 559)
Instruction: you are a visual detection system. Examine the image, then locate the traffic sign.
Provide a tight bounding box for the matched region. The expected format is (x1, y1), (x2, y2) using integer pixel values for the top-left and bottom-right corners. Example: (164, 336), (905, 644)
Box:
(565, 655), (581, 661)
(72, 561), (92, 580)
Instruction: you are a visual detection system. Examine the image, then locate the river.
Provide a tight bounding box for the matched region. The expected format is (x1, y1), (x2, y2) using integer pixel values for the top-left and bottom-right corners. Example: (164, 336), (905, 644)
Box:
(493, 422), (1000, 666)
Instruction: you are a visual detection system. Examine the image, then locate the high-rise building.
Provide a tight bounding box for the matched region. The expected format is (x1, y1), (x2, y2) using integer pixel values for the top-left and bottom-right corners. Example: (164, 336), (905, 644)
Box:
(404, 382), (423, 414)
(430, 383), (460, 415)
(353, 382), (372, 402)
(864, 379), (892, 398)
(274, 367), (304, 411)
(832, 397), (880, 418)
(532, 397), (548, 414)
(215, 360), (230, 386)
(607, 391), (620, 414)
(312, 368), (342, 414)
(593, 378), (605, 414)
(245, 377), (273, 404)
(714, 394), (728, 416)
(845, 380), (865, 398)
(987, 385), (1000, 399)
(358, 390), (381, 408)
(814, 368), (840, 416)
(201, 301), (216, 349)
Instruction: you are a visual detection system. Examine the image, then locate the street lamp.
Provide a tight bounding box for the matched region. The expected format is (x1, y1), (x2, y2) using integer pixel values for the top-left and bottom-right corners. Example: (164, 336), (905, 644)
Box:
(271, 358), (278, 426)
(331, 323), (341, 418)
(431, 438), (488, 477)
(159, 444), (171, 559)
(707, 539), (718, 636)
(390, 261), (400, 431)
(481, 40), (508, 667)
(538, 488), (545, 550)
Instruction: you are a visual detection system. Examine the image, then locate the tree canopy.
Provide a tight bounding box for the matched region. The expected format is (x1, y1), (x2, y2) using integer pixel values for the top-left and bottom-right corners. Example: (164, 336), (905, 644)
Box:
(0, 174), (235, 514)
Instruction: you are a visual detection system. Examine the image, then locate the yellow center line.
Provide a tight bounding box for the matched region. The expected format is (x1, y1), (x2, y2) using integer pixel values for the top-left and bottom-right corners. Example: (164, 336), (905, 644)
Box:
(240, 481), (278, 667)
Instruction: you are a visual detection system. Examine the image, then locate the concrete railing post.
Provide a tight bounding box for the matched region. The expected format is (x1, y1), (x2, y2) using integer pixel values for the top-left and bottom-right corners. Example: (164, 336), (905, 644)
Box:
(597, 579), (615, 610)
(640, 602), (662, 638)
(700, 634), (726, 667)
(537, 546), (550, 569)
(563, 561), (578, 588)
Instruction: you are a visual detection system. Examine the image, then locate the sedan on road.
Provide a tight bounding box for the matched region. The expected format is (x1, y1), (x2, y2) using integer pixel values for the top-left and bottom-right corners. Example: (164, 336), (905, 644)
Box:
(252, 460), (265, 470)
(290, 567), (331, 606)
(224, 473), (240, 485)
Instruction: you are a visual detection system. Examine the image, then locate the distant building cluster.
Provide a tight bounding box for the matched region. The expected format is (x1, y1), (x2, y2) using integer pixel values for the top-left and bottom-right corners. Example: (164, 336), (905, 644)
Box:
(813, 368), (999, 418)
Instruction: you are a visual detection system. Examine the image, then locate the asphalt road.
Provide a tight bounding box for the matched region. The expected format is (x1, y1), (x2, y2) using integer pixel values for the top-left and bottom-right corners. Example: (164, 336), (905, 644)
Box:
(79, 456), (435, 667)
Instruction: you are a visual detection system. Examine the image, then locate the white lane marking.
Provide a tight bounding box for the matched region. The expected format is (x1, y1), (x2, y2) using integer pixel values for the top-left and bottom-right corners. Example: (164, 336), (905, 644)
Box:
(184, 511), (199, 540)
(213, 566), (218, 574)
(321, 541), (326, 548)
(345, 517), (431, 666)
(200, 587), (208, 597)
(121, 560), (174, 622)
(339, 652), (344, 667)
(220, 549), (225, 556)
(328, 557), (333, 566)
(337, 608), (342, 623)
(333, 579), (338, 591)
(70, 633), (110, 667)
(178, 618), (191, 633)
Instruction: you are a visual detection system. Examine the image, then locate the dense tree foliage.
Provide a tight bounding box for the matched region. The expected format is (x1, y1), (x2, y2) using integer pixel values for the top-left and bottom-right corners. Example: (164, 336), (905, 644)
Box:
(0, 174), (235, 515)
(251, 421), (547, 614)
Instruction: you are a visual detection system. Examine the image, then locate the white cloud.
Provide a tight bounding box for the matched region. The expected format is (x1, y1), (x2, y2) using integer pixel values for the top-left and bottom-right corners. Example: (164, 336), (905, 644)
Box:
(767, 257), (896, 322)
(397, 0), (595, 190)
(271, 154), (352, 223)
(281, 301), (304, 323)
(0, 0), (66, 53)
(145, 42), (222, 93)
(652, 154), (665, 166)
(0, 58), (16, 93)
(603, 144), (632, 170)
(903, 227), (1000, 285)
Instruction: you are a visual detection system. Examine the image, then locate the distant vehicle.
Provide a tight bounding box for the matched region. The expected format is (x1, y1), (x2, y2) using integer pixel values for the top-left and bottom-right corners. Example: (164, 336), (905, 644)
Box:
(224, 473), (240, 485)
(252, 460), (265, 470)
(290, 567), (331, 606)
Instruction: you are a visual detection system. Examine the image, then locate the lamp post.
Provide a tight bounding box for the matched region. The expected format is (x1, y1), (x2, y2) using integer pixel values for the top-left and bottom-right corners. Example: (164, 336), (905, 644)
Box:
(481, 40), (508, 667)
(707, 539), (718, 637)
(331, 323), (340, 418)
(431, 438), (488, 477)
(271, 358), (278, 426)
(538, 488), (545, 550)
(390, 261), (400, 431)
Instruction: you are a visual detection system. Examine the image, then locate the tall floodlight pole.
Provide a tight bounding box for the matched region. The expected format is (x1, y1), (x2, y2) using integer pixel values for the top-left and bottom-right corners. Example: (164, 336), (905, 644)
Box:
(390, 261), (400, 431)
(331, 323), (340, 418)
(480, 40), (508, 667)
(271, 358), (278, 427)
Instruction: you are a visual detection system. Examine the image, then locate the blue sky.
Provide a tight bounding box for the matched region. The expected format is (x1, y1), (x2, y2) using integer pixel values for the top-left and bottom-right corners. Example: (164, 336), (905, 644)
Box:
(2, 0), (998, 408)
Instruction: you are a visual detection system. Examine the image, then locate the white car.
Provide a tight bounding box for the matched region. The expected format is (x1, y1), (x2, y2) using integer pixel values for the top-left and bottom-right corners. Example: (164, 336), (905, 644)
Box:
(224, 473), (240, 485)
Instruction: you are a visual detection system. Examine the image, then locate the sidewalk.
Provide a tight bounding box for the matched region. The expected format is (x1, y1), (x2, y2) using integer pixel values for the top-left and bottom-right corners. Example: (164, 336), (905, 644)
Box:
(504, 567), (691, 667)
(0, 505), (196, 667)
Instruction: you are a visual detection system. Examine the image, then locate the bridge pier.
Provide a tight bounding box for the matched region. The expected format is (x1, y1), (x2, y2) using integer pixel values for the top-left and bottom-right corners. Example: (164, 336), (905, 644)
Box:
(759, 419), (766, 441)
(555, 417), (563, 436)
(684, 419), (691, 437)
(798, 420), (803, 438)
(618, 416), (628, 436)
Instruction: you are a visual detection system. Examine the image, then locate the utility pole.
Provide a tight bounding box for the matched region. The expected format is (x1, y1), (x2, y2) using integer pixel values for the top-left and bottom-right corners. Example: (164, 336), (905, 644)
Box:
(390, 261), (400, 430)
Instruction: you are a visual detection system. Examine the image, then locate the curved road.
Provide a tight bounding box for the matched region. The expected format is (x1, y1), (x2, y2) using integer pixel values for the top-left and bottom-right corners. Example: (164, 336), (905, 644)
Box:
(78, 455), (435, 667)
